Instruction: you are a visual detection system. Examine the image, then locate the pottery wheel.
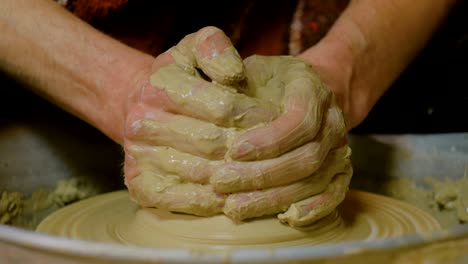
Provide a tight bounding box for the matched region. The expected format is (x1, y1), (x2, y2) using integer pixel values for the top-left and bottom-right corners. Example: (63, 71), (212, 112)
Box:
(36, 190), (440, 252)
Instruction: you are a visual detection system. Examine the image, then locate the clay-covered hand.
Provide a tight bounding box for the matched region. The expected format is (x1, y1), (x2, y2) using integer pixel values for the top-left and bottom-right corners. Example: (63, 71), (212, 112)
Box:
(123, 27), (280, 216)
(124, 26), (352, 227)
(209, 55), (353, 226)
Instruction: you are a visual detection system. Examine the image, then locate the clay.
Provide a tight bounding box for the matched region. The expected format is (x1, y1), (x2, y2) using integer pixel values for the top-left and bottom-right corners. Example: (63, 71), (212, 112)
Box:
(0, 177), (100, 230)
(36, 190), (440, 253)
(0, 191), (23, 224)
(52, 178), (100, 206)
(6, 175), (465, 231)
(128, 173), (225, 216)
(355, 177), (468, 227)
(429, 177), (468, 222)
(12, 189), (57, 230)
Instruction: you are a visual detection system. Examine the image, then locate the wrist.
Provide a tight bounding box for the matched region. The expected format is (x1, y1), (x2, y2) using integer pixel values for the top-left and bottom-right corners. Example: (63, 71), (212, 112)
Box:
(99, 52), (154, 145)
(299, 34), (369, 130)
(300, 0), (458, 130)
(0, 0), (156, 145)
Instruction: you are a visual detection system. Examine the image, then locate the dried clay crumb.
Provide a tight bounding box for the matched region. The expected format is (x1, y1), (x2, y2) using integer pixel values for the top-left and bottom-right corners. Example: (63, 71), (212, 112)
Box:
(0, 191), (24, 224)
(2, 177), (101, 229)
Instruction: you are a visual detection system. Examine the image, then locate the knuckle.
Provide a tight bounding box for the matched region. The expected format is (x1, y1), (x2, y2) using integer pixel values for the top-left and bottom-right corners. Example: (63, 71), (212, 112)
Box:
(197, 26), (222, 37)
(208, 93), (235, 125)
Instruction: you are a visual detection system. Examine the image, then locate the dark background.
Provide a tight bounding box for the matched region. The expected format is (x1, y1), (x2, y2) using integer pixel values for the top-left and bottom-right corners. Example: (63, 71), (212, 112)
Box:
(352, 0), (468, 134)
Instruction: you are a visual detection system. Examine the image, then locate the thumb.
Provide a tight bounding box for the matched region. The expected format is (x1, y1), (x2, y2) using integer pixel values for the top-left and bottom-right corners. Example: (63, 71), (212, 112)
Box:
(171, 26), (245, 85)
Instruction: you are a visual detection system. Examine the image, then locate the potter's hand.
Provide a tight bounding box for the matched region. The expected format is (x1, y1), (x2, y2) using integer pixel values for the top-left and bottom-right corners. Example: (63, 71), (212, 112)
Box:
(228, 55), (333, 161)
(210, 56), (352, 226)
(123, 27), (279, 216)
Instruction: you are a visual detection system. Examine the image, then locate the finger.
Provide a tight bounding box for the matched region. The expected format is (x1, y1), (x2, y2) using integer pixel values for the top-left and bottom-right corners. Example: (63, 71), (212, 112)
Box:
(170, 26), (244, 85)
(125, 105), (236, 159)
(230, 57), (334, 160)
(123, 152), (139, 183)
(240, 55), (285, 103)
(126, 145), (221, 184)
(211, 105), (346, 192)
(223, 145), (351, 221)
(278, 157), (353, 227)
(150, 63), (280, 128)
(127, 172), (225, 217)
(141, 28), (280, 128)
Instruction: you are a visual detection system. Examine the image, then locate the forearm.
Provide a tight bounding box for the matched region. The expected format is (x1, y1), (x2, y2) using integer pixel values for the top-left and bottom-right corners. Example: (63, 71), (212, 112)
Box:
(0, 0), (153, 143)
(300, 0), (456, 129)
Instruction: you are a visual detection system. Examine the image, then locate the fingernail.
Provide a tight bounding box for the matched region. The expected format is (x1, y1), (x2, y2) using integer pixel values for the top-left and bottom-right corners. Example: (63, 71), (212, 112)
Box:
(196, 31), (244, 83)
(218, 47), (244, 74)
(196, 29), (230, 59)
(223, 194), (250, 221)
(231, 141), (256, 160)
(199, 47), (244, 85)
(211, 168), (241, 193)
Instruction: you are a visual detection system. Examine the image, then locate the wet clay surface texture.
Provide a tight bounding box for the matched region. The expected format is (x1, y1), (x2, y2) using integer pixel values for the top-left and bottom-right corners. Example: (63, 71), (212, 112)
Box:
(37, 190), (440, 253)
